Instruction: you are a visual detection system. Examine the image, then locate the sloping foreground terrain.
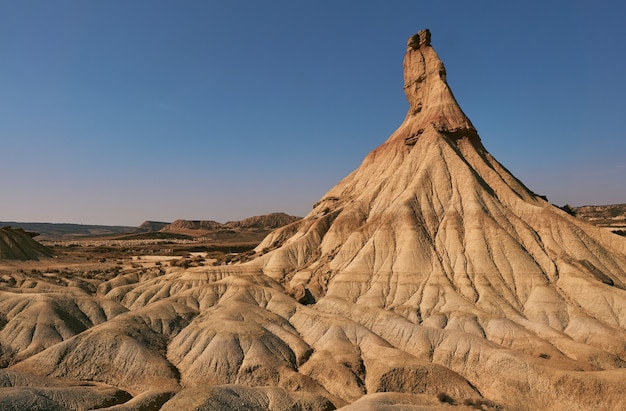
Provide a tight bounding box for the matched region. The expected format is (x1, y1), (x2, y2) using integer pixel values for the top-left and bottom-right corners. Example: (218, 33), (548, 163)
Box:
(1, 29), (626, 410)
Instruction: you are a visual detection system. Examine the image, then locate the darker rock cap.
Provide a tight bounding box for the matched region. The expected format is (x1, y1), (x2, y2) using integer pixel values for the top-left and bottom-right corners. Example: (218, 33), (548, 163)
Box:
(407, 29), (431, 50)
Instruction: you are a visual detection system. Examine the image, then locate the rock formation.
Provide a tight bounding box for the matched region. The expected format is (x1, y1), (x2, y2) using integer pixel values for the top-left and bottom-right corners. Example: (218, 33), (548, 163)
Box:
(0, 226), (53, 260)
(1, 29), (626, 410)
(160, 213), (301, 234)
(161, 219), (224, 232)
(136, 221), (170, 232)
(227, 212), (301, 230)
(221, 28), (626, 408)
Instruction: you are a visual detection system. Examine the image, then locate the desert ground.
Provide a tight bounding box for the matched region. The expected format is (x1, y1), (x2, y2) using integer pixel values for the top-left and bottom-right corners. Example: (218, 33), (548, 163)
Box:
(0, 227), (504, 410)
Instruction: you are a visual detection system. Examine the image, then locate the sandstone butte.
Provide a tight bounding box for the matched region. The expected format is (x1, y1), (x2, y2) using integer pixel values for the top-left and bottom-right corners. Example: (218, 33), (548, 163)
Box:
(2, 29), (626, 411)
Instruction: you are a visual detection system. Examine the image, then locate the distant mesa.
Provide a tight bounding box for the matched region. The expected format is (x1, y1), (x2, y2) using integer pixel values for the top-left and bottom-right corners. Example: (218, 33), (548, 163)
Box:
(161, 219), (223, 233)
(572, 203), (626, 236)
(225, 212), (301, 230)
(0, 222), (138, 240)
(159, 213), (301, 235)
(112, 213), (302, 242)
(0, 226), (53, 260)
(136, 220), (170, 232)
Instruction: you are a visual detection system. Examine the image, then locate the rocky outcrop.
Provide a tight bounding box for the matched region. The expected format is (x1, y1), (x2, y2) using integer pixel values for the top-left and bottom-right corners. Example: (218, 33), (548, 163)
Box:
(239, 28), (626, 409)
(226, 213), (301, 230)
(161, 219), (223, 232)
(401, 29), (477, 138)
(0, 227), (53, 260)
(136, 221), (170, 232)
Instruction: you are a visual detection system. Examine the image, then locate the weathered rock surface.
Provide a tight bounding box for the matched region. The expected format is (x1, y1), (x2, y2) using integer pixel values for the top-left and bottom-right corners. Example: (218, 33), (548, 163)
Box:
(136, 221), (170, 232)
(0, 226), (53, 260)
(0, 369), (132, 410)
(0, 29), (625, 410)
(160, 385), (335, 411)
(227, 212), (302, 230)
(337, 392), (481, 410)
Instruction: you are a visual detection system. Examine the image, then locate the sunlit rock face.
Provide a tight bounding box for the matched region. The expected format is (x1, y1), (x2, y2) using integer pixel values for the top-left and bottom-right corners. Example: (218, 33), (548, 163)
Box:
(1, 29), (626, 410)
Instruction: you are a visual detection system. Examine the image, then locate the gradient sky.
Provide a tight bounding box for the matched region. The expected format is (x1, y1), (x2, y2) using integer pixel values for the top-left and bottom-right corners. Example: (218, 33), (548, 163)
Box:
(2, 1), (625, 226)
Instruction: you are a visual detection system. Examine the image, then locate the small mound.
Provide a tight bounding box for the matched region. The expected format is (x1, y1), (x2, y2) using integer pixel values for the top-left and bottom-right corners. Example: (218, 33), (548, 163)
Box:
(0, 227), (54, 261)
(160, 385), (335, 411)
(0, 369), (132, 410)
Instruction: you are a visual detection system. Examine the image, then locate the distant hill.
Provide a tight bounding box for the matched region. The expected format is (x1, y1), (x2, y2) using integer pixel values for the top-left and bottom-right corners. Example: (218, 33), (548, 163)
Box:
(0, 226), (54, 260)
(136, 221), (170, 232)
(572, 203), (626, 235)
(109, 231), (194, 241)
(161, 219), (223, 233)
(0, 213), (302, 241)
(226, 213), (301, 229)
(160, 213), (301, 235)
(0, 222), (136, 240)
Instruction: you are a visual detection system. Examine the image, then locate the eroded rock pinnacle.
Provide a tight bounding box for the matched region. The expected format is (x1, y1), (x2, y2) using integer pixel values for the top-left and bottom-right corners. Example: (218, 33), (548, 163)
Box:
(407, 28), (431, 50)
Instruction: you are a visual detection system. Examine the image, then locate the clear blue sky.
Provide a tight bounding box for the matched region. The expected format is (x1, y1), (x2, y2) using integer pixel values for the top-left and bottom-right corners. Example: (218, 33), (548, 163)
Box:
(1, 1), (625, 226)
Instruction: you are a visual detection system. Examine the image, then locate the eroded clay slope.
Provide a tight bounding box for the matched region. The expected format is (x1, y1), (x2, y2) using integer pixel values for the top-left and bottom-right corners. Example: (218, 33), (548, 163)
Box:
(0, 227), (53, 260)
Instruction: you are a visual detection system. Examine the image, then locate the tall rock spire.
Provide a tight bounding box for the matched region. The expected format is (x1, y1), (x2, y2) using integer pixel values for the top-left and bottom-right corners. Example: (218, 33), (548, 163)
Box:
(400, 29), (476, 142)
(247, 26), (626, 340)
(250, 30), (626, 311)
(231, 32), (626, 407)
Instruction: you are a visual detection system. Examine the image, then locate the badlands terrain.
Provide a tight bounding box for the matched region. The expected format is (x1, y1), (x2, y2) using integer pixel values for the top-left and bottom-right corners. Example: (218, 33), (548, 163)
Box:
(2, 30), (626, 410)
(570, 204), (626, 236)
